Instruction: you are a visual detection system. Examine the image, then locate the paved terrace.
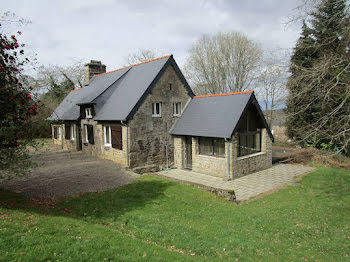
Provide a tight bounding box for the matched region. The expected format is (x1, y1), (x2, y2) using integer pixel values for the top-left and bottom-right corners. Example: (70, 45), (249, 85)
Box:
(158, 164), (315, 202)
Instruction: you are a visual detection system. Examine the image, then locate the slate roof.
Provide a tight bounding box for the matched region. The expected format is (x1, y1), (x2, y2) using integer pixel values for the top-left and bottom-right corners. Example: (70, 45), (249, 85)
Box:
(48, 55), (194, 121)
(170, 91), (274, 140)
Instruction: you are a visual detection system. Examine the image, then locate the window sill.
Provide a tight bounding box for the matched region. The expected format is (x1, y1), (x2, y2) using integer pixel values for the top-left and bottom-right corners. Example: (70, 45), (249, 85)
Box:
(237, 151), (265, 160)
(197, 154), (225, 159)
(152, 115), (162, 118)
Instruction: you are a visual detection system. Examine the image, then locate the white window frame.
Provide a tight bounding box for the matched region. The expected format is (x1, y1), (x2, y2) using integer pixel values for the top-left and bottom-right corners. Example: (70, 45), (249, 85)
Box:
(104, 125), (112, 147)
(152, 102), (161, 117)
(173, 102), (181, 116)
(85, 125), (88, 143)
(85, 108), (92, 119)
(58, 127), (62, 140)
(70, 124), (75, 141)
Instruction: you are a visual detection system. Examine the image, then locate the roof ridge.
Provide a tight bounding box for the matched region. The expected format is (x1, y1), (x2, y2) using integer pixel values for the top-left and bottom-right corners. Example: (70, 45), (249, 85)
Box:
(71, 88), (82, 92)
(96, 54), (172, 77)
(194, 90), (253, 98)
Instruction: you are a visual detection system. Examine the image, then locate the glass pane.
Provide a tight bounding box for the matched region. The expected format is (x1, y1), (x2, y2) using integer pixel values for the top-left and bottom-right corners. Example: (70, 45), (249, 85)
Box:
(214, 139), (225, 157)
(199, 137), (213, 155)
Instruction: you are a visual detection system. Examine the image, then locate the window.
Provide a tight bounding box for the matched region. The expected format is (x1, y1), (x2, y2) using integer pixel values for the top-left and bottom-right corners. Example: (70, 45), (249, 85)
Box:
(152, 102), (161, 117)
(70, 124), (75, 141)
(238, 130), (261, 157)
(111, 125), (122, 150)
(53, 127), (58, 139)
(198, 137), (225, 157)
(104, 125), (112, 147)
(173, 102), (181, 116)
(85, 124), (94, 144)
(85, 108), (92, 119)
(169, 83), (172, 90)
(58, 127), (62, 140)
(65, 124), (71, 140)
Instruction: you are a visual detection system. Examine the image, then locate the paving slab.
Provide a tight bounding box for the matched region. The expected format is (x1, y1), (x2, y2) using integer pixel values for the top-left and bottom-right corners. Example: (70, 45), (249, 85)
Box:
(158, 164), (315, 201)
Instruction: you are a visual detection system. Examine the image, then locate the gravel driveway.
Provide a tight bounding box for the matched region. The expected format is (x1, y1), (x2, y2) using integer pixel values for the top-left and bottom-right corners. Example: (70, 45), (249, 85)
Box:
(0, 146), (138, 199)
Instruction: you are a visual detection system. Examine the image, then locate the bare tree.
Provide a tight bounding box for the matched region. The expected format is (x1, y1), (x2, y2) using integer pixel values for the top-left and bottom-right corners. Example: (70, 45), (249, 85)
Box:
(124, 49), (157, 66)
(184, 32), (262, 95)
(255, 53), (288, 127)
(34, 62), (85, 93)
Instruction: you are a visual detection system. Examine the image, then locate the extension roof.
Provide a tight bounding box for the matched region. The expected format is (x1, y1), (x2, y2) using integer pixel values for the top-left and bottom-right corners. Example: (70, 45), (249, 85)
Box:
(48, 55), (194, 121)
(170, 91), (274, 141)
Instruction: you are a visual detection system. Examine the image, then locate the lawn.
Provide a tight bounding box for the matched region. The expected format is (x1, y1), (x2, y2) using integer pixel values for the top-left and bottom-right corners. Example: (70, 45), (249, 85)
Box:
(0, 167), (349, 261)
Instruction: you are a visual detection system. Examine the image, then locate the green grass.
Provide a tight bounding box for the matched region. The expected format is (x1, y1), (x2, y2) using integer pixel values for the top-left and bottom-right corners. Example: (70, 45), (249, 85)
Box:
(0, 167), (349, 261)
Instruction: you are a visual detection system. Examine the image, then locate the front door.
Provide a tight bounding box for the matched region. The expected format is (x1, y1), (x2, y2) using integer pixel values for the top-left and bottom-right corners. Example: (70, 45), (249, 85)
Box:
(185, 137), (192, 169)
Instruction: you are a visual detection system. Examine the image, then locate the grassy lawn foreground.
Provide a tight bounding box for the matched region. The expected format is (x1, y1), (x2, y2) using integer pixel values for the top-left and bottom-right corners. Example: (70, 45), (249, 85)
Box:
(0, 167), (349, 261)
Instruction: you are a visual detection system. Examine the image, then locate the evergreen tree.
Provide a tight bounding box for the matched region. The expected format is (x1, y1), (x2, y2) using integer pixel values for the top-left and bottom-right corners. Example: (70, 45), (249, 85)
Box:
(286, 0), (350, 154)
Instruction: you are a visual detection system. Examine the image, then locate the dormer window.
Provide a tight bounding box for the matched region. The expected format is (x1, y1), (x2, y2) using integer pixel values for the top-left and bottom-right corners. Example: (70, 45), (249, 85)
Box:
(85, 108), (92, 119)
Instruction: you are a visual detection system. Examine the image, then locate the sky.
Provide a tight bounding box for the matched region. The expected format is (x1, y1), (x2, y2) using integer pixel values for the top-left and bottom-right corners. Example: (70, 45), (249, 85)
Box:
(2, 0), (303, 72)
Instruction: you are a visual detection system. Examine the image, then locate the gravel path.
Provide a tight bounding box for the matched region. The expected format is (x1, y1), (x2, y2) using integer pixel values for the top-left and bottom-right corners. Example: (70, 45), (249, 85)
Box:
(0, 146), (138, 199)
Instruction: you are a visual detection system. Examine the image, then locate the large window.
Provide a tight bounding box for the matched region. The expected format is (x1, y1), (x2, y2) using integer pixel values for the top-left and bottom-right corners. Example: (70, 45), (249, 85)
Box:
(198, 137), (225, 157)
(85, 124), (94, 144)
(238, 130), (261, 157)
(152, 102), (161, 117)
(173, 102), (181, 116)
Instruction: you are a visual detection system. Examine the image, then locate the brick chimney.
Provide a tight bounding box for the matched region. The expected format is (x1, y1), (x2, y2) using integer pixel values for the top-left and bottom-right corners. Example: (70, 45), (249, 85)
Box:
(84, 60), (106, 85)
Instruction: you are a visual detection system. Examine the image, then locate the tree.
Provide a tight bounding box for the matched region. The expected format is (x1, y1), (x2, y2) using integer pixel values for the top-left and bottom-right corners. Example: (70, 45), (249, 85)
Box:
(29, 62), (85, 138)
(286, 0), (350, 155)
(184, 32), (262, 95)
(256, 59), (288, 127)
(0, 24), (37, 177)
(124, 49), (157, 66)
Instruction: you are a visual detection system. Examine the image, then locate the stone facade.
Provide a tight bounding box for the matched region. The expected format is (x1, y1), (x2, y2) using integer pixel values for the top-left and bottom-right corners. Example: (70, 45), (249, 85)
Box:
(232, 129), (272, 178)
(80, 119), (129, 166)
(128, 65), (191, 168)
(51, 64), (191, 169)
(191, 137), (228, 179)
(51, 123), (79, 151)
(172, 128), (272, 180)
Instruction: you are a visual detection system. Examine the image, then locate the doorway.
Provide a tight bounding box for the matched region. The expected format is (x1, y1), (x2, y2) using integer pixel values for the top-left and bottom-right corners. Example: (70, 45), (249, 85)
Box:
(77, 125), (82, 151)
(185, 137), (192, 169)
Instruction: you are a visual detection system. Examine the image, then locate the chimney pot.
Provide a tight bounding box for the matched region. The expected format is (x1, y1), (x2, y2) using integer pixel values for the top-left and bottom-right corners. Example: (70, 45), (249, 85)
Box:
(85, 60), (106, 86)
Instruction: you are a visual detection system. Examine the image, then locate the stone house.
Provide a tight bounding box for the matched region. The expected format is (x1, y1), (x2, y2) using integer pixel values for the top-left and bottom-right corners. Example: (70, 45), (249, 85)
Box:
(48, 55), (274, 178)
(170, 91), (274, 179)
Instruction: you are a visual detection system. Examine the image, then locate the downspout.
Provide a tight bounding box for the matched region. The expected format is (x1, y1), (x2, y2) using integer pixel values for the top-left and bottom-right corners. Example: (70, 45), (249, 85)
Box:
(225, 138), (230, 180)
(121, 120), (129, 167)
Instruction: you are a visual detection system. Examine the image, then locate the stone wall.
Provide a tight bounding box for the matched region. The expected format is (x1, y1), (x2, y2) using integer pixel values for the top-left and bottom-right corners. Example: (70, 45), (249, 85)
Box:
(173, 136), (185, 169)
(191, 137), (228, 179)
(80, 119), (128, 166)
(232, 129), (272, 178)
(51, 123), (79, 151)
(173, 136), (229, 179)
(172, 129), (272, 180)
(128, 64), (191, 169)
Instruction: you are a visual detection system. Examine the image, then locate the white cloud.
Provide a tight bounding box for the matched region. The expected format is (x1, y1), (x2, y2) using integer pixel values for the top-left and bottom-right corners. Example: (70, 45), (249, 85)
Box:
(2, 0), (302, 73)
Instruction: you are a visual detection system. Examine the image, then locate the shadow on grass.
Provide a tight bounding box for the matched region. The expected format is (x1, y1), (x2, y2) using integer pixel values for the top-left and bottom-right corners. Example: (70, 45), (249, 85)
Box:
(0, 177), (174, 223)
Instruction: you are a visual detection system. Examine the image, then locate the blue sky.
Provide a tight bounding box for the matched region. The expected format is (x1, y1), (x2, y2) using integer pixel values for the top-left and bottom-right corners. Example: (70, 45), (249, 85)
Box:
(2, 0), (302, 71)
